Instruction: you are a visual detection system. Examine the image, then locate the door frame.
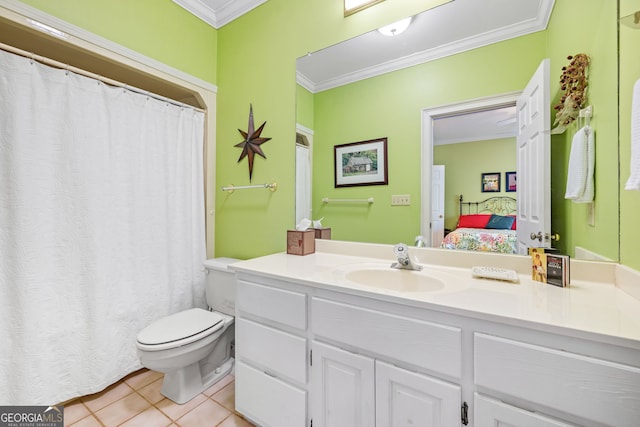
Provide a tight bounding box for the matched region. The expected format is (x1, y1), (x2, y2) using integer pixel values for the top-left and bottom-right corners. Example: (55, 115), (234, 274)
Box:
(420, 92), (521, 245)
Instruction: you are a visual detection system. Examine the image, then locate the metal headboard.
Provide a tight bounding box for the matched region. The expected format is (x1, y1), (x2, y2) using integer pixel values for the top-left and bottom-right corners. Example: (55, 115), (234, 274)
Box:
(458, 194), (517, 216)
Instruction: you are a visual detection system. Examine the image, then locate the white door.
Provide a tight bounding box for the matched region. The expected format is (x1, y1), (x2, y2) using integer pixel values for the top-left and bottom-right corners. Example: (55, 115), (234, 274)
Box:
(431, 165), (445, 247)
(475, 394), (576, 426)
(516, 59), (551, 253)
(311, 341), (375, 427)
(376, 360), (461, 427)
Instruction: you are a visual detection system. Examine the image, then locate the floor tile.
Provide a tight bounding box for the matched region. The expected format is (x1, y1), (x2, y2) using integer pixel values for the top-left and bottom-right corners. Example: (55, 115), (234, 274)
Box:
(175, 399), (230, 427)
(137, 378), (165, 404)
(124, 369), (163, 391)
(211, 383), (235, 412)
(119, 406), (172, 427)
(203, 374), (234, 397)
(93, 392), (151, 426)
(156, 393), (207, 421)
(218, 414), (256, 427)
(63, 400), (90, 426)
(68, 414), (102, 427)
(81, 380), (135, 412)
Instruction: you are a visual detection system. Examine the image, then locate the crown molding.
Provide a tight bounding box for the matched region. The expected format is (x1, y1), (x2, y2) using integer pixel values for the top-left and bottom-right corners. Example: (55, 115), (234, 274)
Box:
(172, 0), (268, 29)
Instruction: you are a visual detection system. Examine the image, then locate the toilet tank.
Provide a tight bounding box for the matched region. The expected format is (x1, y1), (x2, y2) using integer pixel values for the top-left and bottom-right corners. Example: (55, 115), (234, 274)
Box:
(203, 257), (239, 316)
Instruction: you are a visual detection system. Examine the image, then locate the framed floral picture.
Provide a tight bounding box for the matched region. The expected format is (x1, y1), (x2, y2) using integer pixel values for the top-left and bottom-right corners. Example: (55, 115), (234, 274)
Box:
(481, 172), (501, 193)
(334, 138), (388, 187)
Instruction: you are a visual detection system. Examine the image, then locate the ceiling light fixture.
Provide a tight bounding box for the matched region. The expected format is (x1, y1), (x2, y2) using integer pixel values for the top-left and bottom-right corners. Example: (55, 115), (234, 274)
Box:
(377, 17), (412, 37)
(344, 0), (385, 17)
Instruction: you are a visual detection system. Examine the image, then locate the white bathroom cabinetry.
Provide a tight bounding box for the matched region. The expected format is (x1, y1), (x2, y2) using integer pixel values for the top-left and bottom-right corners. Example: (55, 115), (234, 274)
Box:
(311, 340), (460, 427)
(234, 278), (308, 427)
(311, 340), (375, 427)
(233, 269), (640, 427)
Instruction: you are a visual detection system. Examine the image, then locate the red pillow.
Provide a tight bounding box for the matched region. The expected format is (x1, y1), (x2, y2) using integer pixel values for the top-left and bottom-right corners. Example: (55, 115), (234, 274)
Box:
(457, 214), (492, 229)
(509, 215), (517, 230)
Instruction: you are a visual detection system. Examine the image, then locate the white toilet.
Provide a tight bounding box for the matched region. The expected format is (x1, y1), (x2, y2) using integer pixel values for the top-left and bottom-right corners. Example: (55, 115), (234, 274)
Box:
(136, 258), (238, 404)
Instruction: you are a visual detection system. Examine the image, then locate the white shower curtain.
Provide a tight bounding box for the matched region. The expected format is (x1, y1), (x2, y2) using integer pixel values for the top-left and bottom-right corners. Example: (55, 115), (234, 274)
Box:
(0, 49), (207, 404)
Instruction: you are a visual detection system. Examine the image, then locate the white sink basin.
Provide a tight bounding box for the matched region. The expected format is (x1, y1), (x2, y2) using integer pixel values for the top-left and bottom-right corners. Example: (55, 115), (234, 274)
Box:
(339, 264), (446, 293)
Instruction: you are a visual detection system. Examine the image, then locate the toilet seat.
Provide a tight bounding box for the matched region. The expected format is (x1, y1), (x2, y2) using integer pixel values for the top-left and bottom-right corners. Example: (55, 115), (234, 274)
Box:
(137, 308), (224, 352)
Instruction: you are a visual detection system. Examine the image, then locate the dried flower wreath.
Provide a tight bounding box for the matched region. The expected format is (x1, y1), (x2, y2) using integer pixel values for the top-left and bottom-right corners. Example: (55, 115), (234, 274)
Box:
(551, 53), (590, 134)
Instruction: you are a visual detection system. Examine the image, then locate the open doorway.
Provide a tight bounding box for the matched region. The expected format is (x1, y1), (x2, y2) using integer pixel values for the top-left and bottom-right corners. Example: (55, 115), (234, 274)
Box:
(420, 92), (520, 247)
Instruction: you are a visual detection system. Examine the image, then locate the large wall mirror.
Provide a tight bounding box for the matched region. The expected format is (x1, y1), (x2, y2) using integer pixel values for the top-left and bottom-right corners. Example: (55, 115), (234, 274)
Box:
(295, 0), (620, 262)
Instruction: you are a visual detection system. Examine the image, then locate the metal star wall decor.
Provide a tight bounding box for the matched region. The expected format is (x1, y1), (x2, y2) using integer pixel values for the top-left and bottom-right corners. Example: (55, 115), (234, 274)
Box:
(235, 104), (271, 181)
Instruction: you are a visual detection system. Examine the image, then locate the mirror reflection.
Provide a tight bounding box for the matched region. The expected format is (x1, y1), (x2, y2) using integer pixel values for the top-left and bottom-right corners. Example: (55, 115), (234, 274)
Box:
(296, 0), (620, 261)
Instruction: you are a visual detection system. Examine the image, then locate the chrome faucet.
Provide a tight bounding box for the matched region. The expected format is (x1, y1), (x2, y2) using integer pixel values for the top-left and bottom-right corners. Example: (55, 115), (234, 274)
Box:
(391, 243), (423, 271)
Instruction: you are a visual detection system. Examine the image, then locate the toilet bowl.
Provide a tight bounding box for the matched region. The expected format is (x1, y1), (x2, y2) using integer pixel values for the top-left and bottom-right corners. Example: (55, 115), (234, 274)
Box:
(136, 258), (238, 404)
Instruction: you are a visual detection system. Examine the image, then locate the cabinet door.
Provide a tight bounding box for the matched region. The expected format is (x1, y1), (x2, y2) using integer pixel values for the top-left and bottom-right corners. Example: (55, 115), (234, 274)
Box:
(376, 360), (460, 427)
(235, 360), (306, 427)
(311, 341), (375, 427)
(475, 394), (576, 427)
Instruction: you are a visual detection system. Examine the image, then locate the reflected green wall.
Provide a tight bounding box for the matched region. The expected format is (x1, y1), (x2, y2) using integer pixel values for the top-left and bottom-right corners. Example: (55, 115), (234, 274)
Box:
(620, 0), (640, 270)
(434, 139), (516, 231)
(296, 85), (314, 130)
(311, 34), (544, 245)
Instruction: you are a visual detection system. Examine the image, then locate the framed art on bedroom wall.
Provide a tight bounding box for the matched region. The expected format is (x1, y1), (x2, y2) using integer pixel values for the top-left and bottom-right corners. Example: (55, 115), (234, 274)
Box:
(505, 171), (517, 192)
(481, 172), (500, 193)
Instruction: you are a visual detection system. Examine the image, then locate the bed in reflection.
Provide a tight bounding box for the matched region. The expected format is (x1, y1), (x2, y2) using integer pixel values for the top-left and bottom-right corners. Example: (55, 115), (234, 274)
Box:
(440, 195), (517, 254)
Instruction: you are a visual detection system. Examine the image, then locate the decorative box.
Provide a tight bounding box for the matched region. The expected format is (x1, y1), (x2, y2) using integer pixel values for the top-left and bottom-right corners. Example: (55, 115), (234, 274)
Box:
(314, 228), (331, 240)
(287, 229), (315, 255)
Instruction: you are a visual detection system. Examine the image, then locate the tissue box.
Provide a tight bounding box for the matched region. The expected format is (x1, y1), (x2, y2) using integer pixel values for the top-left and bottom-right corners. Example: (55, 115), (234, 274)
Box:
(314, 228), (331, 240)
(287, 229), (315, 255)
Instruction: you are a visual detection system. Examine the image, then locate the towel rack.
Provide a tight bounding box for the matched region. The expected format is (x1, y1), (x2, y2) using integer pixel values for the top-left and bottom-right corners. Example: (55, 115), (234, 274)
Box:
(221, 182), (278, 194)
(322, 197), (374, 204)
(579, 105), (593, 130)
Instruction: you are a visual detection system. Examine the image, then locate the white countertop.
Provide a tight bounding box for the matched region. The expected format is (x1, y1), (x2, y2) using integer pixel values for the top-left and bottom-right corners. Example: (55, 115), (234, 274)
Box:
(230, 241), (640, 349)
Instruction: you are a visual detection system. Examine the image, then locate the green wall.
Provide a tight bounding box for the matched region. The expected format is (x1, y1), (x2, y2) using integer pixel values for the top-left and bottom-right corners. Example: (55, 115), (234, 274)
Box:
(434, 139), (516, 231)
(19, 0), (218, 84)
(620, 0), (640, 270)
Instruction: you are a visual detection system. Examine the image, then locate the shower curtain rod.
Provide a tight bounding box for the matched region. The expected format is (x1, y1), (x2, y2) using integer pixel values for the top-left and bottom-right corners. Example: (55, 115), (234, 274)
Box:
(0, 42), (205, 113)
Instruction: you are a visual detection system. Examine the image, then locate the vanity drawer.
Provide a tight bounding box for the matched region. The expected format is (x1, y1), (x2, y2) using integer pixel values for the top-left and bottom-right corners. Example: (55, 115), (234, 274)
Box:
(236, 318), (307, 384)
(235, 360), (306, 427)
(236, 280), (306, 330)
(474, 333), (640, 426)
(311, 297), (461, 379)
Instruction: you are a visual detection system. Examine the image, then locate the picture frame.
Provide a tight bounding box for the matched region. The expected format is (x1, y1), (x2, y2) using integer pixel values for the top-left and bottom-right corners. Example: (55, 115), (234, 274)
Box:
(481, 172), (501, 193)
(505, 171), (517, 192)
(334, 138), (388, 188)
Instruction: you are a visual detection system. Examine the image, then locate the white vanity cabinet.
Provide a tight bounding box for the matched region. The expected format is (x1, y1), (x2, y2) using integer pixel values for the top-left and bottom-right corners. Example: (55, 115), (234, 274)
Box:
(233, 264), (640, 427)
(311, 341), (461, 427)
(473, 333), (640, 427)
(310, 296), (463, 427)
(234, 278), (308, 427)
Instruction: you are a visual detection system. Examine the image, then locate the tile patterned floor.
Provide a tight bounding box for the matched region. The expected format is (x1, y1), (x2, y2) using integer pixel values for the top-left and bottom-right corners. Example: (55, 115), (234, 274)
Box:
(62, 369), (255, 427)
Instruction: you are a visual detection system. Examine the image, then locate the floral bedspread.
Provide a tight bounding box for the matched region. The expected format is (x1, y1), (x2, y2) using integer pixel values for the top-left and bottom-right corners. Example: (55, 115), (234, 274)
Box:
(440, 227), (517, 254)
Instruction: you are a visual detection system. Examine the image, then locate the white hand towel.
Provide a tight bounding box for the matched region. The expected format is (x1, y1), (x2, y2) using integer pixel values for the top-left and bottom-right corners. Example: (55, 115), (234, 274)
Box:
(565, 126), (589, 200)
(574, 126), (594, 203)
(625, 78), (640, 190)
